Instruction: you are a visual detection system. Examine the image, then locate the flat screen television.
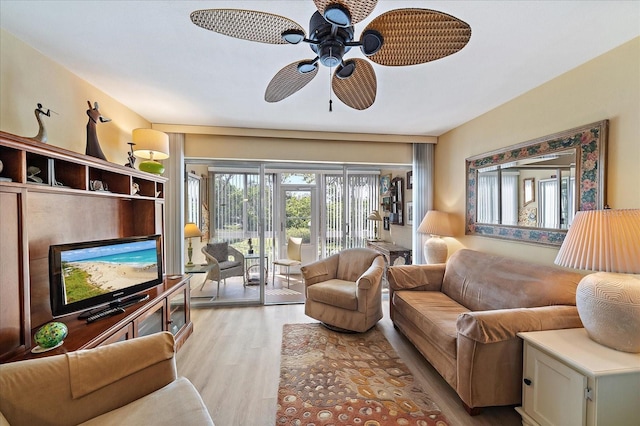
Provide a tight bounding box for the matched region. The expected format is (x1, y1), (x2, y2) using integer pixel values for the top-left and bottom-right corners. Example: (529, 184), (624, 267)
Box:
(49, 235), (163, 318)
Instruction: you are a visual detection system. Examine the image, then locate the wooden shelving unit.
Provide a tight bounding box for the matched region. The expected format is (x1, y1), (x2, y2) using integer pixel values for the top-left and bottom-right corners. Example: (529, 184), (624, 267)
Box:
(0, 131), (184, 363)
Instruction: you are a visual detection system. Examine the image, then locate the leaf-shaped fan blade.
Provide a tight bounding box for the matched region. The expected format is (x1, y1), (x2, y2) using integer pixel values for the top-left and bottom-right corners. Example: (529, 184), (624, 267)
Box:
(265, 61), (319, 102)
(314, 0), (378, 25)
(364, 9), (471, 66)
(190, 9), (304, 44)
(332, 59), (376, 110)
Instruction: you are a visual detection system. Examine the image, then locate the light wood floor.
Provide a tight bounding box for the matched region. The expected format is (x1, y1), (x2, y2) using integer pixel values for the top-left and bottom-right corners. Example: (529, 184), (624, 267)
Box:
(176, 303), (522, 426)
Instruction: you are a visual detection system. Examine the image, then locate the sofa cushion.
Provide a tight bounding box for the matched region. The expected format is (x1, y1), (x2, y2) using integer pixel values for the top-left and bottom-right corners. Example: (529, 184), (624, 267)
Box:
(307, 279), (358, 310)
(67, 332), (175, 399)
(336, 248), (380, 282)
(205, 242), (228, 262)
(393, 291), (469, 359)
(441, 249), (583, 311)
(80, 377), (214, 426)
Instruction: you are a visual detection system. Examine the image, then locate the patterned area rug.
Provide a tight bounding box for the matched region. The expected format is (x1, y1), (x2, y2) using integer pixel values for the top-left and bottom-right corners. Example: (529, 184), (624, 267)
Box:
(277, 323), (450, 425)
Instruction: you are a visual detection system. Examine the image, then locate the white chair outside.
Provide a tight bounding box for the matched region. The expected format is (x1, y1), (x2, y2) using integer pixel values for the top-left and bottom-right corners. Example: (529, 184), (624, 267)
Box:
(272, 237), (302, 288)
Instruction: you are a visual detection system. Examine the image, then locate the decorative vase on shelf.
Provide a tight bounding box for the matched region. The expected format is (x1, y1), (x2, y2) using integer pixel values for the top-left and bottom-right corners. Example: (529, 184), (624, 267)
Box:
(32, 321), (68, 353)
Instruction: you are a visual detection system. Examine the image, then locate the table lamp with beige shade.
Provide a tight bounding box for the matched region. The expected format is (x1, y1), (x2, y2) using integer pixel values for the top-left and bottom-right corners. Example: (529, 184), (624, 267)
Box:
(554, 209), (640, 353)
(132, 128), (170, 174)
(184, 222), (202, 267)
(417, 210), (454, 264)
(367, 210), (382, 240)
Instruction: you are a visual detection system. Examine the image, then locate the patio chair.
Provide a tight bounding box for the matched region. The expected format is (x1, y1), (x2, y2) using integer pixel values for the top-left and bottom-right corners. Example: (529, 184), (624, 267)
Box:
(200, 242), (244, 295)
(272, 237), (302, 288)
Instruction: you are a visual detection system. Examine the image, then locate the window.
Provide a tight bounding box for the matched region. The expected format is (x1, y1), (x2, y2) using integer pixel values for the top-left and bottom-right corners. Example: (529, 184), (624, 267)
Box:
(186, 172), (200, 225)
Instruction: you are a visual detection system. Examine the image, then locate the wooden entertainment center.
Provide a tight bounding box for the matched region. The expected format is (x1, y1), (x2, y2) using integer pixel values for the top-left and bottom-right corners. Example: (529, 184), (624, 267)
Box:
(0, 131), (192, 363)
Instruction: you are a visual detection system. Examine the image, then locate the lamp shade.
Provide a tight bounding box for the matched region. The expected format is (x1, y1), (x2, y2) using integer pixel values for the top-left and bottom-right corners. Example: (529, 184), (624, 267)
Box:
(184, 222), (202, 238)
(554, 209), (640, 273)
(417, 210), (454, 237)
(367, 210), (382, 221)
(555, 209), (640, 353)
(132, 129), (169, 160)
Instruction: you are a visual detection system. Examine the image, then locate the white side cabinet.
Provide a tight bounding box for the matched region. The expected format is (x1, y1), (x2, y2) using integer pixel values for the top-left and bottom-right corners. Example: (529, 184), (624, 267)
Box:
(516, 328), (640, 426)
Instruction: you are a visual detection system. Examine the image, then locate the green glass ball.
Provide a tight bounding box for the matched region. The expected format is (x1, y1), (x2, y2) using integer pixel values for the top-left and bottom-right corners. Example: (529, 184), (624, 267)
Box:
(34, 322), (68, 348)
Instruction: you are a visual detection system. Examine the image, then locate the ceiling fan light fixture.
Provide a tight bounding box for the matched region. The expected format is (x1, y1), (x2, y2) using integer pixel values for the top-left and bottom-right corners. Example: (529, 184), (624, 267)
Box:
(323, 4), (351, 27)
(360, 30), (383, 56)
(318, 41), (345, 67)
(282, 29), (305, 44)
(192, 3), (471, 110)
(336, 60), (356, 79)
(297, 60), (318, 73)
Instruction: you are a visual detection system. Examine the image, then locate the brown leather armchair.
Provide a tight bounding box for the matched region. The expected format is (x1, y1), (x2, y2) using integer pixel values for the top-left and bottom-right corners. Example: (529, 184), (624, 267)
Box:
(301, 248), (385, 332)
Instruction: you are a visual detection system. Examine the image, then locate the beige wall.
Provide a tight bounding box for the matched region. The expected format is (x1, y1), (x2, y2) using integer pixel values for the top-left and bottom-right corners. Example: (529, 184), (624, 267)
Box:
(184, 133), (414, 165)
(0, 29), (150, 166)
(436, 37), (640, 265)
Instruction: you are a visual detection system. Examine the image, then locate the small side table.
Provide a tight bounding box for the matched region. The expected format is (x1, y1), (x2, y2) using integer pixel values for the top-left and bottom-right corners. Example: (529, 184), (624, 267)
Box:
(244, 254), (268, 286)
(366, 240), (412, 266)
(516, 328), (640, 426)
(184, 263), (215, 299)
(184, 263), (214, 274)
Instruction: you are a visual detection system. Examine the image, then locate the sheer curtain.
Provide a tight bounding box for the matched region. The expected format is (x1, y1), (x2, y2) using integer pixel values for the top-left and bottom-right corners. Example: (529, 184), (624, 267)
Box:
(477, 173), (499, 224)
(412, 143), (434, 264)
(165, 132), (185, 275)
(539, 179), (559, 228)
(501, 173), (518, 226)
(476, 172), (518, 225)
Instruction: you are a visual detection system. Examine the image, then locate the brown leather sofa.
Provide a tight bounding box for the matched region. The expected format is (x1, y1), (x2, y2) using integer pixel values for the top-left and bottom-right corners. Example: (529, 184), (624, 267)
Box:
(302, 248), (385, 332)
(0, 332), (214, 426)
(388, 249), (584, 414)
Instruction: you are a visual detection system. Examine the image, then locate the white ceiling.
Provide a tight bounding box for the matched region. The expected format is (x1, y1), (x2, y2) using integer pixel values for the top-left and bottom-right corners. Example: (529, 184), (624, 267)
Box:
(1, 1), (638, 137)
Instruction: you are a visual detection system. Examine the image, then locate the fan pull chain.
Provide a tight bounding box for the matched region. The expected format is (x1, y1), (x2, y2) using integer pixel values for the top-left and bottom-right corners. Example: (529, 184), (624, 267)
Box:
(329, 48), (333, 112)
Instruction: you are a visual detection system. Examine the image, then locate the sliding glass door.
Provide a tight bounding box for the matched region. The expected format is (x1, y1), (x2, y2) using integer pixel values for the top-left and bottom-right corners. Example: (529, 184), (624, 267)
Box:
(186, 162), (382, 306)
(323, 172), (379, 256)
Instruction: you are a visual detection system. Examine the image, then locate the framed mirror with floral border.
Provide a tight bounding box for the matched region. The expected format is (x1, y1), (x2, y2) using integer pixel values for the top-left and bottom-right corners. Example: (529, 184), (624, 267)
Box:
(465, 120), (608, 246)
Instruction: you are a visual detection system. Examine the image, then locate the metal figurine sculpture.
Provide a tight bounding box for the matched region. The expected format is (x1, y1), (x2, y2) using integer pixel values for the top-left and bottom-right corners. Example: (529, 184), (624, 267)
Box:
(31, 103), (56, 143)
(125, 142), (136, 168)
(85, 101), (111, 160)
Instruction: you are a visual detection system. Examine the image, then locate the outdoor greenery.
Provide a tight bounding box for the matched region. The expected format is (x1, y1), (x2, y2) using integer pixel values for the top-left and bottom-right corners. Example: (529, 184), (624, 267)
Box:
(62, 262), (107, 302)
(212, 172), (377, 256)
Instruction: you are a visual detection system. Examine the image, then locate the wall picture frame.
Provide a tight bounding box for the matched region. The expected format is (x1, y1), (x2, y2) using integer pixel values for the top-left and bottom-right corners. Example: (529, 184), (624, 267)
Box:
(380, 174), (391, 196)
(406, 201), (413, 225)
(382, 196), (391, 212)
(523, 177), (535, 205)
(406, 171), (413, 190)
(383, 216), (390, 231)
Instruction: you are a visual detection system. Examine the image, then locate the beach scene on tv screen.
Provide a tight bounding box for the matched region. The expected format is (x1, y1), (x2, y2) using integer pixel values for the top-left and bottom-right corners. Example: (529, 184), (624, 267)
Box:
(61, 240), (158, 303)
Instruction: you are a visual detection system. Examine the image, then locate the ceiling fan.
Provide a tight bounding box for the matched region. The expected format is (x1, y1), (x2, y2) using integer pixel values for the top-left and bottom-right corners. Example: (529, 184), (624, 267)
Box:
(190, 1), (471, 110)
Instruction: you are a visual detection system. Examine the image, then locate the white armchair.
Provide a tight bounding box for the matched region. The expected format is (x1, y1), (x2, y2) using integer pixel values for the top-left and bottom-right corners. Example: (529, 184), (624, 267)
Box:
(201, 242), (245, 293)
